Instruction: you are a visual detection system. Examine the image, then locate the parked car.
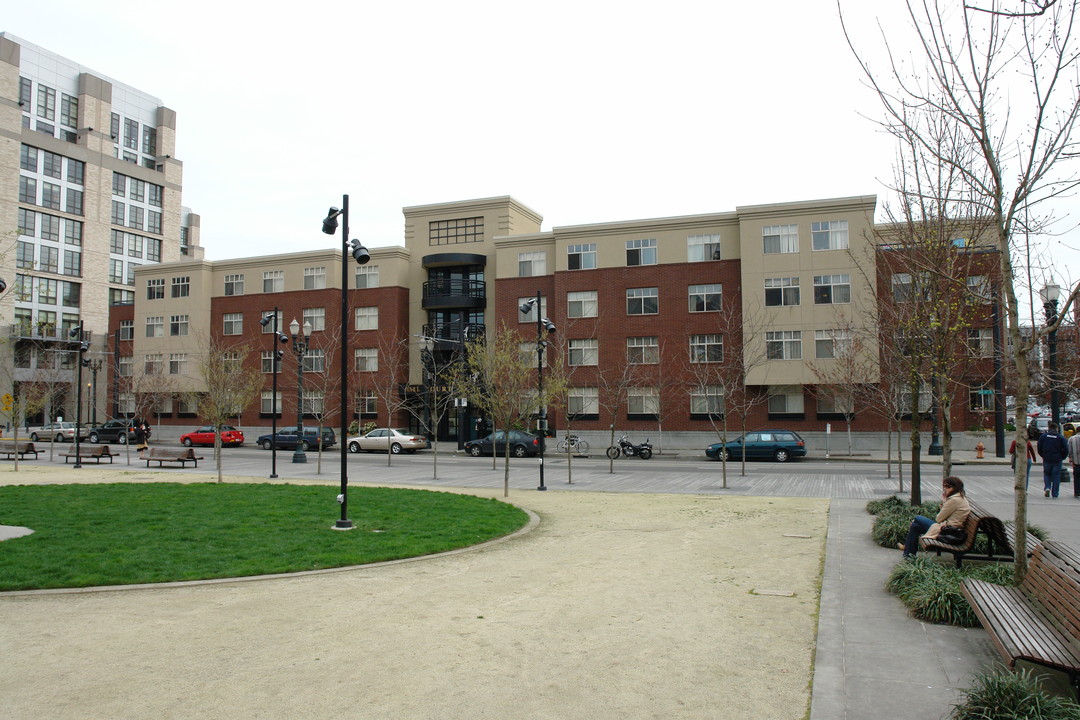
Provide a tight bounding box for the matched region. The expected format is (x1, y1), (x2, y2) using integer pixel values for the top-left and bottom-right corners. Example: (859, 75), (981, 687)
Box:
(256, 426), (336, 451)
(87, 418), (139, 445)
(705, 430), (807, 463)
(347, 428), (427, 454)
(180, 425), (245, 447)
(464, 430), (541, 458)
(24, 421), (88, 442)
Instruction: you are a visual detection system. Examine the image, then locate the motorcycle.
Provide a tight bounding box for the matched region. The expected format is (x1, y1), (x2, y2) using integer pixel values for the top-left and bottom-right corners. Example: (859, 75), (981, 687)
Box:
(606, 435), (653, 460)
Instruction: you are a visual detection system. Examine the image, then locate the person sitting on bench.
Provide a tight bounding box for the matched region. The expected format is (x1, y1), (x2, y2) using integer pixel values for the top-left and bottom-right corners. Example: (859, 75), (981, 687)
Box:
(899, 476), (971, 559)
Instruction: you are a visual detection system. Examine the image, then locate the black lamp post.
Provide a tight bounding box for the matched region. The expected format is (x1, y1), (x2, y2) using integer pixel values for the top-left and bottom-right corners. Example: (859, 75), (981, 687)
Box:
(519, 292), (556, 491)
(260, 308), (288, 478)
(322, 196), (370, 530)
(69, 322), (89, 469)
(289, 318), (311, 464)
(87, 358), (103, 427)
(1041, 283), (1062, 425)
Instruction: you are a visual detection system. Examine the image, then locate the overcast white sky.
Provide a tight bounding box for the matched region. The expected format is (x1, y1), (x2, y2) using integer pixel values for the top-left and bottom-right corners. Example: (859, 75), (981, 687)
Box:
(7, 0), (1080, 301)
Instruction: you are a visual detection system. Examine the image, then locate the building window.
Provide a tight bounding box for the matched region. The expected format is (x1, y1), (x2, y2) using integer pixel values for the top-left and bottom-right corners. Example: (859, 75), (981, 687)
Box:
(626, 287), (659, 315)
(42, 151), (61, 178)
(144, 353), (163, 375)
(818, 389), (854, 415)
(429, 217), (484, 245)
(356, 390), (378, 415)
(898, 382), (932, 414)
(303, 307), (326, 331)
(768, 386), (804, 414)
(968, 328), (993, 358)
(65, 189), (83, 215)
(60, 94), (78, 127)
(355, 348), (378, 372)
(690, 334), (723, 363)
(41, 182), (61, 210)
(302, 390), (325, 415)
(40, 214), (60, 241)
(261, 310), (283, 333)
(355, 306), (378, 330)
(892, 273), (914, 303)
(567, 290), (598, 318)
(171, 276), (190, 298)
(304, 266), (326, 289)
(518, 296), (548, 323)
(518, 251), (547, 277)
(224, 274), (244, 296)
(118, 356), (133, 377)
(627, 336), (659, 364)
(19, 77), (32, 108)
(763, 224), (798, 254)
(16, 241), (34, 269)
(261, 390), (283, 414)
(688, 283), (722, 313)
(142, 126), (157, 155)
(148, 185), (163, 208)
(970, 385), (994, 412)
(169, 353), (187, 375)
(355, 265), (379, 289)
(37, 86), (55, 120)
(127, 235), (144, 259)
(223, 313), (243, 336)
(303, 349), (325, 373)
(170, 314), (190, 336)
(766, 331), (802, 360)
(568, 387), (599, 416)
(263, 270), (284, 293)
(123, 118), (139, 150)
(568, 338), (598, 366)
(60, 281), (79, 307)
(967, 275), (991, 302)
(626, 238), (657, 266)
(20, 144), (38, 171)
(119, 320), (133, 340)
(65, 219), (82, 246)
(19, 176), (36, 204)
(67, 159), (84, 186)
(147, 211), (161, 235)
(567, 243), (597, 270)
(109, 259), (124, 284)
(628, 387), (660, 415)
(688, 234), (721, 262)
(765, 277), (800, 306)
(813, 274), (850, 304)
(18, 208), (35, 236)
(39, 246), (58, 273)
(690, 386), (725, 415)
(811, 220), (849, 251)
(146, 278), (164, 300)
(111, 200), (125, 226)
(815, 329), (851, 359)
(261, 351), (277, 374)
(37, 278), (57, 305)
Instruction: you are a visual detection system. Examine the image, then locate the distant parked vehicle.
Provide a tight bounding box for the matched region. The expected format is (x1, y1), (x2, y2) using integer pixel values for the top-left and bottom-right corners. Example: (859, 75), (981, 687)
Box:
(180, 425), (245, 447)
(257, 426), (335, 451)
(24, 421), (88, 443)
(347, 428), (427, 454)
(87, 418), (139, 445)
(706, 430), (807, 463)
(464, 430), (540, 458)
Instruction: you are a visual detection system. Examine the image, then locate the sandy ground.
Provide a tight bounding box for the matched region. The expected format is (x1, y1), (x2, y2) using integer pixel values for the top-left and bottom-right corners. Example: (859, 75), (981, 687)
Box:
(0, 467), (828, 719)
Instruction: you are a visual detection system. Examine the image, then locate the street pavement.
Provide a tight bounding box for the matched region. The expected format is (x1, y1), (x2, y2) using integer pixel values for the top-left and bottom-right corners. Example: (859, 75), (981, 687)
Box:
(3, 444), (1078, 719)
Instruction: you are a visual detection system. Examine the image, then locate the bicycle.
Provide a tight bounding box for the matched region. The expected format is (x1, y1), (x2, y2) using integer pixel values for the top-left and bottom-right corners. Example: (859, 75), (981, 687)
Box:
(556, 434), (590, 454)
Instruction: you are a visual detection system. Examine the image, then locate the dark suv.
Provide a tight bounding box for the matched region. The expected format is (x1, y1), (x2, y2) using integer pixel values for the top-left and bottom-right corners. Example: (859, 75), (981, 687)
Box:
(256, 426), (336, 451)
(87, 418), (138, 445)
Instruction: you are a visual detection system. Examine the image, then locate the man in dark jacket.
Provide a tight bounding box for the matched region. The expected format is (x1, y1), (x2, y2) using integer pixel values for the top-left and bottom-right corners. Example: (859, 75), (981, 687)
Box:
(1037, 422), (1069, 498)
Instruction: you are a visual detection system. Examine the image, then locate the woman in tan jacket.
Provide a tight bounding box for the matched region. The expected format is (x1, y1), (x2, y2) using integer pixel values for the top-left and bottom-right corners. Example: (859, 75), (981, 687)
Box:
(898, 476), (970, 558)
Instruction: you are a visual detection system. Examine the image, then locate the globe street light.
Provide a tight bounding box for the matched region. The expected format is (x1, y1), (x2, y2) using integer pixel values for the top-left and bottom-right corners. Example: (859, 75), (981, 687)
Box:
(289, 318), (312, 464)
(260, 308), (288, 477)
(519, 292), (556, 491)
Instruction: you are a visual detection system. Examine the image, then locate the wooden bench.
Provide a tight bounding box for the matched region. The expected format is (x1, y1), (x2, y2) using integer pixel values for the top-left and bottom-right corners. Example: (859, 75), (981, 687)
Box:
(921, 500), (1041, 567)
(139, 447), (203, 468)
(59, 444), (119, 464)
(962, 541), (1080, 696)
(0, 441), (38, 460)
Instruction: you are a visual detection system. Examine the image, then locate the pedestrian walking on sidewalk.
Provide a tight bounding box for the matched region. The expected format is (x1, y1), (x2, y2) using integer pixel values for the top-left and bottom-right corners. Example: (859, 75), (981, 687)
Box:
(1010, 436), (1035, 490)
(1068, 430), (1080, 497)
(1037, 422), (1069, 498)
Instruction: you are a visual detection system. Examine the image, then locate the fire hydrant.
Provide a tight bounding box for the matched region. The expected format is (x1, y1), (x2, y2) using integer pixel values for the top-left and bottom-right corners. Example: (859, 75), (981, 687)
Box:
(975, 441), (985, 459)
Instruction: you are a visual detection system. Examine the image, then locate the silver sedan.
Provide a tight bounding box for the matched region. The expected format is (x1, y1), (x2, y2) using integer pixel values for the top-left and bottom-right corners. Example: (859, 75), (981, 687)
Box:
(347, 428), (428, 454)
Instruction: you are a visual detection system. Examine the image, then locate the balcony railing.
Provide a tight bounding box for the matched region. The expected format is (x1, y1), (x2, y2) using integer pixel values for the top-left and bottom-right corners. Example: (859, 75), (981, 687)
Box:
(421, 322), (485, 349)
(9, 324), (93, 343)
(422, 278), (486, 309)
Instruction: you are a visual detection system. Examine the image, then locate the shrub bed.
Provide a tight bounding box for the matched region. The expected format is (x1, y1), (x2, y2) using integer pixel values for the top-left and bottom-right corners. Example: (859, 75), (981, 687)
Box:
(949, 667), (1080, 719)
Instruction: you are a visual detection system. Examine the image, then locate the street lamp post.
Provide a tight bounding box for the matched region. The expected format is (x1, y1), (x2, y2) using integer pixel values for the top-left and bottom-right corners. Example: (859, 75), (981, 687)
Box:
(519, 292), (556, 491)
(322, 196), (371, 530)
(69, 322), (89, 469)
(260, 308), (288, 478)
(289, 318), (312, 464)
(1042, 283), (1062, 425)
(87, 358), (103, 427)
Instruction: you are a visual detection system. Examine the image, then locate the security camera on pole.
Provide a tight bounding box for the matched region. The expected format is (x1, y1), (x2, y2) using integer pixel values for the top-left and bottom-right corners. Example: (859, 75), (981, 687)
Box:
(260, 308), (289, 478)
(519, 292), (556, 491)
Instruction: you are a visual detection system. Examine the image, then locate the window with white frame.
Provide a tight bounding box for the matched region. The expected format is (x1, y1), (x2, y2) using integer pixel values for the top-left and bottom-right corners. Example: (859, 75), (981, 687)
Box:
(171, 276), (190, 298)
(118, 356), (132, 377)
(303, 349), (325, 373)
(145, 316), (163, 338)
(261, 351), (276, 373)
(354, 306), (378, 330)
(892, 273), (914, 303)
(223, 312), (243, 335)
(688, 283), (722, 312)
(968, 328), (994, 357)
(970, 384), (994, 412)
(119, 320), (133, 340)
(817, 389), (854, 415)
(355, 264), (379, 289)
(765, 277), (800, 306)
(147, 277), (164, 300)
(518, 296), (548, 323)
(813, 274), (850, 304)
(811, 220), (849, 251)
(302, 390), (324, 415)
(567, 243), (597, 270)
(626, 238), (657, 266)
(898, 382), (932, 414)
(690, 386), (725, 415)
(144, 353), (163, 375)
(224, 274), (244, 296)
(303, 307), (325, 331)
(768, 385), (804, 414)
(568, 338), (598, 366)
(519, 342), (546, 367)
(763, 224), (798, 254)
(355, 348), (377, 372)
(567, 290), (598, 318)
(967, 275), (991, 302)
(518, 251), (547, 277)
(626, 287), (658, 315)
(169, 353), (187, 375)
(118, 392), (136, 415)
(628, 387), (660, 415)
(263, 270), (284, 293)
(304, 266), (326, 289)
(568, 387), (599, 416)
(687, 234), (721, 262)
(261, 390), (282, 414)
(766, 331), (802, 360)
(356, 390), (377, 415)
(627, 336), (659, 364)
(690, 334), (723, 363)
(261, 309), (283, 333)
(178, 397), (198, 415)
(815, 329), (852, 359)
(170, 314), (189, 336)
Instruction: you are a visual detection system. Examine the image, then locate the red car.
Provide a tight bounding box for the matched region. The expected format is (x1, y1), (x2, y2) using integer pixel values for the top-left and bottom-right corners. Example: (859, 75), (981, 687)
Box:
(180, 425), (245, 447)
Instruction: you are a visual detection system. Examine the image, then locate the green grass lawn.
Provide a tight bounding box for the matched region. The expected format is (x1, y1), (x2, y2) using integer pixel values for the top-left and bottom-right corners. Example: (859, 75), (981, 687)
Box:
(0, 483), (529, 591)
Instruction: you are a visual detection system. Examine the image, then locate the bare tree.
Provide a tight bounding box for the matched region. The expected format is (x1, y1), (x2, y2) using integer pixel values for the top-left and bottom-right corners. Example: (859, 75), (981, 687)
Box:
(189, 338), (262, 483)
(357, 333), (411, 467)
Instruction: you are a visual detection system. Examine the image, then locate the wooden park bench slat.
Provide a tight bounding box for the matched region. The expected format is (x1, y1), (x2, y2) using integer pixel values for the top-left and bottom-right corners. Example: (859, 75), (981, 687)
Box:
(0, 441), (38, 460)
(921, 500), (1041, 567)
(58, 444), (118, 464)
(139, 447), (203, 468)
